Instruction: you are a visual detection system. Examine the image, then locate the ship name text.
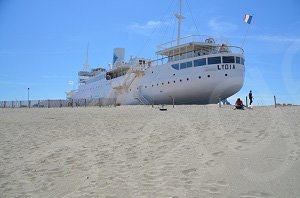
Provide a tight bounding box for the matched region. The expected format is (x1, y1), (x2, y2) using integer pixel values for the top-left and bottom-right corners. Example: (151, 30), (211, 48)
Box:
(217, 64), (236, 70)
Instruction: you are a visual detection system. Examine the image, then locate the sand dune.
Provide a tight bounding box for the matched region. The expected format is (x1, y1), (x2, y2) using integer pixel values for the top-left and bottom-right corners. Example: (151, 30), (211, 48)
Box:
(0, 105), (299, 197)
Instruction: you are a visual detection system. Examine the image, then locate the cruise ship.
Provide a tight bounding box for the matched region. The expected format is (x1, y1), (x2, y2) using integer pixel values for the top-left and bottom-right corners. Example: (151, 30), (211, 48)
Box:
(66, 1), (245, 105)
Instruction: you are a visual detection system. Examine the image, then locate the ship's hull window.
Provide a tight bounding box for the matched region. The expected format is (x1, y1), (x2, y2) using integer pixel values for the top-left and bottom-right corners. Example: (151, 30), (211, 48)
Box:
(208, 57), (221, 65)
(186, 61), (193, 68)
(194, 58), (206, 67)
(241, 58), (245, 65)
(180, 62), (187, 69)
(171, 64), (179, 70)
(222, 56), (235, 63)
(236, 57), (241, 64)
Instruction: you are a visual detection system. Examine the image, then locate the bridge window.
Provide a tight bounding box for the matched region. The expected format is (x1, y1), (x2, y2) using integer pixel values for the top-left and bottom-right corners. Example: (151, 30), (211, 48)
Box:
(222, 56), (235, 63)
(186, 61), (193, 68)
(194, 58), (206, 67)
(179, 61), (192, 69)
(180, 62), (187, 69)
(236, 57), (241, 64)
(241, 58), (245, 65)
(208, 57), (221, 65)
(171, 64), (179, 70)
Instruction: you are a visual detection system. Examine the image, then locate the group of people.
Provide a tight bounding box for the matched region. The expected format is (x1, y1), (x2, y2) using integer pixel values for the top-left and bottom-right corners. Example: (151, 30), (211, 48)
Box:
(234, 90), (253, 110)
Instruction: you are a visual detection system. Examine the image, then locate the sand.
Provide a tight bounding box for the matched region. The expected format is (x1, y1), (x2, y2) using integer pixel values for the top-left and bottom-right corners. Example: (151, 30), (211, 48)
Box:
(0, 105), (299, 197)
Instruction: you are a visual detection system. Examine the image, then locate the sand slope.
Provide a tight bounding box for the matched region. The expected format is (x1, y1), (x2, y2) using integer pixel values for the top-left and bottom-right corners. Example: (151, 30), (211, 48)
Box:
(0, 105), (299, 197)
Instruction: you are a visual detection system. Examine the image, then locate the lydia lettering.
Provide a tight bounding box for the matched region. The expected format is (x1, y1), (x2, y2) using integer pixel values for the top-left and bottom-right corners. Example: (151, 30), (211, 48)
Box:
(217, 64), (236, 70)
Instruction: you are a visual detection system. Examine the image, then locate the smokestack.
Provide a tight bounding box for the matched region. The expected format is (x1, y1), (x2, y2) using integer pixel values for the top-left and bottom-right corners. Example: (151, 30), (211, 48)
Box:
(112, 48), (125, 68)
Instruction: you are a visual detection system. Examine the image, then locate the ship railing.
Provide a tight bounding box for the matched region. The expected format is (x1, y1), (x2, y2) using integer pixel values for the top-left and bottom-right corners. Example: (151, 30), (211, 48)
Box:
(152, 44), (244, 65)
(157, 34), (216, 50)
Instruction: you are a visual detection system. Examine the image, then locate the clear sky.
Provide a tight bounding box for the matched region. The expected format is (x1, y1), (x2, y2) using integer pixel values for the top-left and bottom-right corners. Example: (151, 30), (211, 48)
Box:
(1, 0), (299, 105)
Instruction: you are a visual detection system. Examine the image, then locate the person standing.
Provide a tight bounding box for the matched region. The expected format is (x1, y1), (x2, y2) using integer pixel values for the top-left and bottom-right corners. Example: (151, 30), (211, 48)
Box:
(249, 90), (253, 106)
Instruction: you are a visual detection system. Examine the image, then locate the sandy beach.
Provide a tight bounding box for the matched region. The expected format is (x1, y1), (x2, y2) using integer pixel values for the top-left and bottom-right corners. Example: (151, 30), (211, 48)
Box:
(0, 105), (299, 197)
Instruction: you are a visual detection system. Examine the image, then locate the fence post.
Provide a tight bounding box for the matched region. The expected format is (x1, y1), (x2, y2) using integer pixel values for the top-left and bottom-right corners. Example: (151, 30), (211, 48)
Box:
(246, 96), (248, 107)
(38, 100), (40, 108)
(29, 100), (30, 108)
(20, 101), (22, 108)
(172, 98), (174, 108)
(99, 98), (101, 107)
(71, 99), (73, 108)
(274, 96), (277, 108)
(12, 101), (14, 108)
(4, 101), (6, 108)
(60, 99), (62, 108)
(85, 99), (87, 107)
(48, 100), (50, 108)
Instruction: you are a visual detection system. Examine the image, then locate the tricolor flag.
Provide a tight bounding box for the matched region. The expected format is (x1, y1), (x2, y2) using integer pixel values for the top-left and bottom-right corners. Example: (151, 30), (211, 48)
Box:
(244, 14), (253, 24)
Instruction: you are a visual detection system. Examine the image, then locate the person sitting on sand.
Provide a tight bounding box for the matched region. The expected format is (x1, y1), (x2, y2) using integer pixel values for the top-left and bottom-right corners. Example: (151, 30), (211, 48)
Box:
(235, 98), (244, 110)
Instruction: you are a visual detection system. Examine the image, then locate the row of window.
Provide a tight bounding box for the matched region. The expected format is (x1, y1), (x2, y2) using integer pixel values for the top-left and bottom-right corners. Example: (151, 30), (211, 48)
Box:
(172, 56), (244, 70)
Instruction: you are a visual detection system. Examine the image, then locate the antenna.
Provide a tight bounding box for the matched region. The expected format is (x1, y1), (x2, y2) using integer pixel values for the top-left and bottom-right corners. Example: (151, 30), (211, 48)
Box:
(83, 43), (90, 71)
(175, 0), (185, 45)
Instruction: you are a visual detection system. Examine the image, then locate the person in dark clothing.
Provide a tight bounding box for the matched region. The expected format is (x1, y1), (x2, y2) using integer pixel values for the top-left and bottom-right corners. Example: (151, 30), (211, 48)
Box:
(235, 98), (244, 110)
(249, 90), (253, 106)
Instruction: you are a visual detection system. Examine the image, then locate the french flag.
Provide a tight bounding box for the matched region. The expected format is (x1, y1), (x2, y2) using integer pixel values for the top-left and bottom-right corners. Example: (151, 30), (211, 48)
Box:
(244, 14), (253, 24)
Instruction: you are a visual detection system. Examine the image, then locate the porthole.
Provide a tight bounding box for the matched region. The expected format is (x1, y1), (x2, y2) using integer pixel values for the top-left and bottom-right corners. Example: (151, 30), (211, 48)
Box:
(157, 83), (159, 86)
(187, 78), (189, 81)
(180, 79), (182, 82)
(152, 85), (154, 87)
(225, 74), (228, 76)
(207, 75), (210, 78)
(168, 81), (170, 84)
(173, 80), (176, 83)
(173, 74), (175, 76)
(152, 71), (153, 73)
(162, 83), (164, 85)
(198, 76), (201, 79)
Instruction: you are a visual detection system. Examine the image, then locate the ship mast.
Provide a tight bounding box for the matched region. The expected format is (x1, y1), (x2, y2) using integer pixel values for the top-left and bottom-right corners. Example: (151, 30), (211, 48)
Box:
(175, 0), (184, 45)
(83, 43), (90, 71)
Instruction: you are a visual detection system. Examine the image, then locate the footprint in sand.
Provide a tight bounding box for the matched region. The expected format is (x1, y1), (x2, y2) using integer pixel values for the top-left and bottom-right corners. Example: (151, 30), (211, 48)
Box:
(201, 179), (228, 195)
(288, 150), (299, 161)
(237, 139), (250, 144)
(212, 151), (225, 157)
(239, 191), (272, 198)
(201, 186), (219, 194)
(181, 168), (197, 176)
(205, 159), (215, 167)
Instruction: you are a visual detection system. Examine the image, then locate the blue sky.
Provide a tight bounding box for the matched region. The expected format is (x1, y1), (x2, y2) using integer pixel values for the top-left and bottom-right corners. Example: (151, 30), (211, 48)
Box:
(0, 0), (299, 105)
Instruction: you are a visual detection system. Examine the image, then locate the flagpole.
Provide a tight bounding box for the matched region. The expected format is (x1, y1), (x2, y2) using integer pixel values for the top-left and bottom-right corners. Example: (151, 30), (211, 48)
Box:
(241, 24), (251, 48)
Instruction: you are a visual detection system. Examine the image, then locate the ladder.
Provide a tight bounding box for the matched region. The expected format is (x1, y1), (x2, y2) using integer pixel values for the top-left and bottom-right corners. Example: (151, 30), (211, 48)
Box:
(134, 87), (152, 105)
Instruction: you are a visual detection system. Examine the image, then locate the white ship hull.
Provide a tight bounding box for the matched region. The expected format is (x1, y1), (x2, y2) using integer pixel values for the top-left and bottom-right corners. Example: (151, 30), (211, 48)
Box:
(118, 56), (244, 105)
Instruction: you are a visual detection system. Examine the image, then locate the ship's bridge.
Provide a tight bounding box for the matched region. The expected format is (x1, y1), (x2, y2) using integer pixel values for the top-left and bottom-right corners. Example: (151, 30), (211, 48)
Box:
(156, 35), (244, 63)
